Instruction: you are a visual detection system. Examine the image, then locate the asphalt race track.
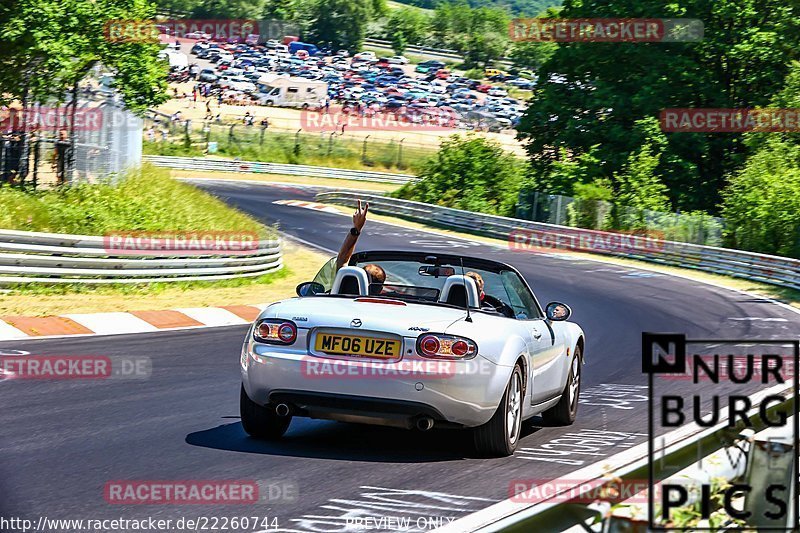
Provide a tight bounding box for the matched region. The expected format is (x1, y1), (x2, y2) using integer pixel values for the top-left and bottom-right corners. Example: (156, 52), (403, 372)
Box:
(1, 180), (797, 533)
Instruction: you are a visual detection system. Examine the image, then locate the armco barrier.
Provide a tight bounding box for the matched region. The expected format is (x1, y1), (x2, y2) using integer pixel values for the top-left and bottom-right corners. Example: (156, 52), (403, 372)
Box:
(145, 155), (418, 184)
(0, 229), (282, 284)
(315, 191), (800, 291)
(432, 384), (796, 532)
(363, 38), (514, 68)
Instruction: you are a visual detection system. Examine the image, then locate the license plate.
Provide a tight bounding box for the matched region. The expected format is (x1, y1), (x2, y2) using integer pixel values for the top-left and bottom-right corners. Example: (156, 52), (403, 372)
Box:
(314, 333), (401, 358)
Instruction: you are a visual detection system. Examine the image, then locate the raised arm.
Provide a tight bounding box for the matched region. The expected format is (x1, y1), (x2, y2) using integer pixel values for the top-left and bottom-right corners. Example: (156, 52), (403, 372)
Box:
(335, 199), (369, 269)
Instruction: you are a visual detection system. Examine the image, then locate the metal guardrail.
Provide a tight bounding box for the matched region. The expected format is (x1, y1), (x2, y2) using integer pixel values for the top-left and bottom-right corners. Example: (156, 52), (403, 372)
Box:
(145, 155), (418, 184)
(315, 191), (800, 291)
(0, 229), (282, 284)
(363, 38), (514, 68)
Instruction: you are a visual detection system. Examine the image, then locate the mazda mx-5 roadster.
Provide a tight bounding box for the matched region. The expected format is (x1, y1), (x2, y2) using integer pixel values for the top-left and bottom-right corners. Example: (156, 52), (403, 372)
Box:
(239, 250), (585, 456)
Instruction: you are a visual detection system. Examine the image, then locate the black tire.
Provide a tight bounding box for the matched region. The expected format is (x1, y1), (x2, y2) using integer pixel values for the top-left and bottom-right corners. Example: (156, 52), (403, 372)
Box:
(240, 384), (291, 439)
(472, 364), (524, 457)
(541, 346), (582, 425)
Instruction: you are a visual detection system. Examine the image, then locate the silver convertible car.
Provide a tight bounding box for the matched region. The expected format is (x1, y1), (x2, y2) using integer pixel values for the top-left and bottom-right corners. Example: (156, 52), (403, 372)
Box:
(240, 251), (585, 456)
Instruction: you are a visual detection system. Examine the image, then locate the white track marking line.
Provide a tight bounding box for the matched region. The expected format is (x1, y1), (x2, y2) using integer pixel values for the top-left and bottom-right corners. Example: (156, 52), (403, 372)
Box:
(63, 312), (160, 335)
(176, 307), (248, 326)
(0, 320), (28, 340)
(274, 199), (342, 214)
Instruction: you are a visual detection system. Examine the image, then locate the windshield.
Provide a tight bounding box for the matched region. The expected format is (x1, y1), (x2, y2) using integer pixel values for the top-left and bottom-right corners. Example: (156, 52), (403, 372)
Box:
(311, 255), (541, 319)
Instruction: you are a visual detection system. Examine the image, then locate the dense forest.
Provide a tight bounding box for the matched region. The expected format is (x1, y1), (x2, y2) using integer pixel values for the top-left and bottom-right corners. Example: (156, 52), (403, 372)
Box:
(390, 0), (562, 16)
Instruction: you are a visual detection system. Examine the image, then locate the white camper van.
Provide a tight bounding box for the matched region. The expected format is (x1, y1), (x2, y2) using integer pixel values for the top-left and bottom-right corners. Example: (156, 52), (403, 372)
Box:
(257, 75), (328, 109)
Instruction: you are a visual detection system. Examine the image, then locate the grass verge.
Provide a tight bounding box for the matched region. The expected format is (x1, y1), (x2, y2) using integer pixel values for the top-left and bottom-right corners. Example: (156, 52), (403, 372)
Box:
(143, 129), (435, 174)
(170, 169), (404, 193)
(0, 241), (330, 316)
(0, 164), (271, 236)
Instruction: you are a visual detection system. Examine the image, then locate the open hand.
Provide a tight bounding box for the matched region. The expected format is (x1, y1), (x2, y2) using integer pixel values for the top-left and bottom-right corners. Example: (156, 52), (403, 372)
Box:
(353, 199), (369, 232)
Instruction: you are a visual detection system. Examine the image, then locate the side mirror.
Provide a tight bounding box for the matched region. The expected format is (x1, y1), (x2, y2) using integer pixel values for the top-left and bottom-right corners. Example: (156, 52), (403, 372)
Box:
(296, 281), (325, 297)
(546, 302), (571, 321)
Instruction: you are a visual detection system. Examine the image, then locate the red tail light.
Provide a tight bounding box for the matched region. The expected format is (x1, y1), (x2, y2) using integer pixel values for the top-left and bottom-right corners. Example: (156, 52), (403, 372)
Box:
(417, 334), (477, 360)
(254, 319), (297, 345)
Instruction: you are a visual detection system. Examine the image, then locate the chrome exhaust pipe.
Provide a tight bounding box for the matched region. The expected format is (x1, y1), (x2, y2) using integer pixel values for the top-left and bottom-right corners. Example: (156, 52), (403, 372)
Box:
(416, 416), (434, 431)
(275, 403), (291, 417)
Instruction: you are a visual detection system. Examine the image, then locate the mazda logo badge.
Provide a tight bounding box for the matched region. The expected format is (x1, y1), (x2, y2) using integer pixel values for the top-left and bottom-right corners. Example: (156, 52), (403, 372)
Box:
(351, 319), (362, 328)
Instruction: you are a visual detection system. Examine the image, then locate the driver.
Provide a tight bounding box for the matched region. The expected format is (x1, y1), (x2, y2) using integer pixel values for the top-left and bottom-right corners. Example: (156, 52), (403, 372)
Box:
(335, 199), (386, 294)
(466, 271), (513, 317)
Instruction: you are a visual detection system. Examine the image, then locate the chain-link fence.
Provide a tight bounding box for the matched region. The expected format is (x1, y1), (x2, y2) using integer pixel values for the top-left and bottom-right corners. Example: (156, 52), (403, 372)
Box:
(142, 114), (438, 173)
(516, 190), (724, 246)
(1, 90), (142, 188)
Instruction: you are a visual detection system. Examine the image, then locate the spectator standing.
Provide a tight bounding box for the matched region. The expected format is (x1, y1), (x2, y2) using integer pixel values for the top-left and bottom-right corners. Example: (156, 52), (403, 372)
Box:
(54, 130), (70, 186)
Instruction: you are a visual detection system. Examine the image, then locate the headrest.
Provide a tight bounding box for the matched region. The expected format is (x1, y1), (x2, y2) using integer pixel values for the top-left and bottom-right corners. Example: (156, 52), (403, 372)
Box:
(438, 275), (480, 308)
(332, 266), (370, 296)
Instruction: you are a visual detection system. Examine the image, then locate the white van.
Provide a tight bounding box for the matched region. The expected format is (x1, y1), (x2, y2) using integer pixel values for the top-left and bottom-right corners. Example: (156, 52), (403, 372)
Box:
(257, 75), (328, 108)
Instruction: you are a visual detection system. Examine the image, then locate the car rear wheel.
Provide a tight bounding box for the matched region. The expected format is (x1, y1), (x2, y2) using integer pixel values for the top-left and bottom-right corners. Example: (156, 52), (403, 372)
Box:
(472, 364), (523, 457)
(240, 384), (291, 439)
(541, 345), (581, 425)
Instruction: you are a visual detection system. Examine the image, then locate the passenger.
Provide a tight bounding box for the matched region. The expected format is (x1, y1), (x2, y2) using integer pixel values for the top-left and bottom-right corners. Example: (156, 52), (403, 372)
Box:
(335, 199), (385, 294)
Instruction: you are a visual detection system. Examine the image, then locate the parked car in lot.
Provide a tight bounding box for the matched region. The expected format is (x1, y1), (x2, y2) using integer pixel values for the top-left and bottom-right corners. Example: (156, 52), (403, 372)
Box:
(415, 60), (446, 73)
(387, 56), (409, 64)
(488, 87), (508, 97)
(239, 251), (585, 457)
(353, 51), (377, 62)
(185, 31), (212, 39)
(484, 68), (507, 78)
(198, 68), (218, 82)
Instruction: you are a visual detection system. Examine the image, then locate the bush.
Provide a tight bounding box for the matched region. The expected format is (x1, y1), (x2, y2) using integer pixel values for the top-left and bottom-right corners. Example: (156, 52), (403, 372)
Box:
(721, 139), (800, 257)
(0, 164), (271, 236)
(566, 179), (613, 229)
(392, 135), (526, 216)
(463, 68), (484, 80)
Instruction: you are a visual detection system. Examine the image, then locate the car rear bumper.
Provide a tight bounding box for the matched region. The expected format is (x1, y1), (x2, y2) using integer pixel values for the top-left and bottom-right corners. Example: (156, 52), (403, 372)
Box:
(240, 340), (512, 428)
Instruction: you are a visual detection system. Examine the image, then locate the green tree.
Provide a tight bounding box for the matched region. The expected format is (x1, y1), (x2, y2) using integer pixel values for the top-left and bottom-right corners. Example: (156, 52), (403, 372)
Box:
(391, 32), (408, 55)
(516, 0), (800, 213)
(387, 7), (429, 51)
(393, 135), (527, 216)
(429, 1), (510, 54)
(307, 0), (385, 51)
(262, 0), (298, 20)
(0, 0), (168, 182)
(466, 31), (507, 67)
(721, 138), (800, 257)
(509, 41), (556, 70)
(191, 0), (267, 19)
